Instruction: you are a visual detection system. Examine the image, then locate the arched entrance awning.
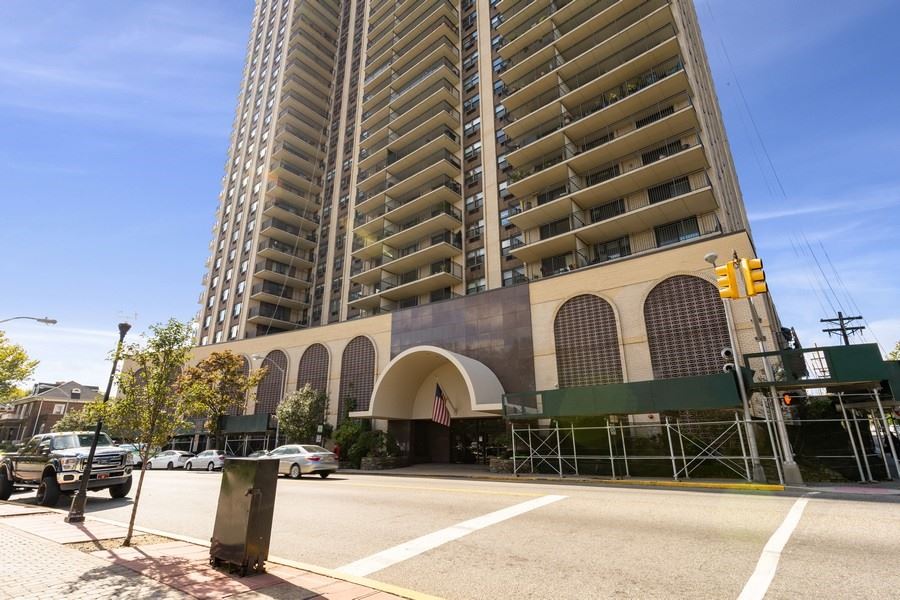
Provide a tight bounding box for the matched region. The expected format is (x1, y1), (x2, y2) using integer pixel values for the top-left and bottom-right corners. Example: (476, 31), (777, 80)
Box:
(350, 345), (505, 420)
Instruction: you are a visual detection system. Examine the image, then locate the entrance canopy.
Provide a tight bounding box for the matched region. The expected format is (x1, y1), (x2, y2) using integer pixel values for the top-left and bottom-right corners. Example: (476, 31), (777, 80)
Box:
(350, 345), (504, 419)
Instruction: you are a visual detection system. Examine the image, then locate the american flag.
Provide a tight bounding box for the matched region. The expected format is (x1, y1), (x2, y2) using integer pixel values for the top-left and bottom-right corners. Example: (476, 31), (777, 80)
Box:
(432, 383), (451, 427)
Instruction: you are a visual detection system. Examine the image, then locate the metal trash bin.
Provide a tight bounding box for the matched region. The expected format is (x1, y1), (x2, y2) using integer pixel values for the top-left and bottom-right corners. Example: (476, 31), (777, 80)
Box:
(210, 457), (279, 576)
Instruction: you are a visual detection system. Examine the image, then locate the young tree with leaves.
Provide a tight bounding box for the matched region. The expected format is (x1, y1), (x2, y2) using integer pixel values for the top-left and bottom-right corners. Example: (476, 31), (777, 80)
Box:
(113, 319), (196, 547)
(176, 350), (265, 451)
(889, 341), (900, 361)
(276, 384), (330, 444)
(0, 330), (38, 402)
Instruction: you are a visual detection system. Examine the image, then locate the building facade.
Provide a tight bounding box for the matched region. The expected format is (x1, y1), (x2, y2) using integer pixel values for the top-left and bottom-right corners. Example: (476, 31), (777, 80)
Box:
(0, 382), (99, 443)
(193, 0), (782, 461)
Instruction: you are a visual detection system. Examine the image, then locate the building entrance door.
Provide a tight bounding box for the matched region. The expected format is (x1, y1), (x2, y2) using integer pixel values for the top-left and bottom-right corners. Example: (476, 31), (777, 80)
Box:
(449, 418), (507, 465)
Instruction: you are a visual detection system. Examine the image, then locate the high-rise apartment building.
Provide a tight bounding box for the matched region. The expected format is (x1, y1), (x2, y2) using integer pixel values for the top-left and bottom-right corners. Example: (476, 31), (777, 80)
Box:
(192, 0), (782, 462)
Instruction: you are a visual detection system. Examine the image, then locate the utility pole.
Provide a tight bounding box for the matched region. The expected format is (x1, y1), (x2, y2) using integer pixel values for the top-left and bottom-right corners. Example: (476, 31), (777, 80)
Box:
(820, 312), (865, 346)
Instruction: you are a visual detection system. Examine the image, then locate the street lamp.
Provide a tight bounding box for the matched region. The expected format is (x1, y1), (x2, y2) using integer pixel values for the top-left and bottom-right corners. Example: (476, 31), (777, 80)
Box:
(66, 321), (131, 523)
(251, 354), (285, 448)
(0, 316), (57, 325)
(704, 252), (767, 483)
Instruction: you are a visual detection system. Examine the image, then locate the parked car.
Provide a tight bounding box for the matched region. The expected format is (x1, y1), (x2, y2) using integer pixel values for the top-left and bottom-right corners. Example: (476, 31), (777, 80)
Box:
(247, 450), (269, 459)
(0, 432), (132, 506)
(146, 450), (193, 470)
(185, 450), (226, 471)
(267, 444), (337, 479)
(117, 444), (144, 468)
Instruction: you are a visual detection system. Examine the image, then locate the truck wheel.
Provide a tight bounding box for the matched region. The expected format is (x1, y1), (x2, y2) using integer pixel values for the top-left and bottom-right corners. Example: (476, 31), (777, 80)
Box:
(36, 475), (60, 507)
(109, 476), (132, 499)
(0, 468), (12, 501)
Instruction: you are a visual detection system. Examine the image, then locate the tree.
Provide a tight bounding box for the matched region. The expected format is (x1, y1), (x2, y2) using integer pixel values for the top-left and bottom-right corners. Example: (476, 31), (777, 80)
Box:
(52, 399), (100, 433)
(176, 351), (265, 450)
(888, 341), (900, 361)
(276, 384), (329, 444)
(112, 319), (196, 546)
(0, 330), (38, 402)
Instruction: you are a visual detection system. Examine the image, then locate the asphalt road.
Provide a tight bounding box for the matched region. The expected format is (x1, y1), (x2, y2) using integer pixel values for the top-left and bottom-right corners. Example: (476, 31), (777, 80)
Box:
(7, 471), (900, 599)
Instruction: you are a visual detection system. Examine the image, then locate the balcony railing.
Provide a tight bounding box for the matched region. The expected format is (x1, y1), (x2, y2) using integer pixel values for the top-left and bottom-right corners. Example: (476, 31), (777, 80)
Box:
(251, 283), (309, 304)
(254, 260), (312, 283)
(357, 201), (462, 247)
(359, 229), (461, 272)
(508, 24), (677, 120)
(503, 0), (576, 44)
(509, 57), (685, 148)
(359, 128), (458, 181)
(263, 200), (320, 224)
(358, 149), (460, 202)
(257, 238), (316, 262)
(261, 219), (319, 244)
(277, 107), (327, 136)
(248, 304), (295, 323)
(266, 179), (321, 205)
(355, 176), (461, 225)
(382, 260), (463, 290)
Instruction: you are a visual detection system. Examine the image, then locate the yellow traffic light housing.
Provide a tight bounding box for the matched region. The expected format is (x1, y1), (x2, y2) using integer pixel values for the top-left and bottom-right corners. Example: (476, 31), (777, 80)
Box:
(715, 262), (740, 299)
(740, 257), (768, 296)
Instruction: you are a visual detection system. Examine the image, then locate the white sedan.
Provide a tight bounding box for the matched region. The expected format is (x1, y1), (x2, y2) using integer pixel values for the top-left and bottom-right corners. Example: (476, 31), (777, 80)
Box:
(185, 450), (226, 471)
(146, 450), (193, 470)
(267, 445), (338, 479)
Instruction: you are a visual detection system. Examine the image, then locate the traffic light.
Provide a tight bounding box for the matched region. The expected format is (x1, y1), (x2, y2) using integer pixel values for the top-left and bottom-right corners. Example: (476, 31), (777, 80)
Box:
(740, 257), (768, 296)
(715, 261), (740, 299)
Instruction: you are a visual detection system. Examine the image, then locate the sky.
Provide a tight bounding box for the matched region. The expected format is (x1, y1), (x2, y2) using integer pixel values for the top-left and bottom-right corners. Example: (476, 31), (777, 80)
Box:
(0, 0), (898, 389)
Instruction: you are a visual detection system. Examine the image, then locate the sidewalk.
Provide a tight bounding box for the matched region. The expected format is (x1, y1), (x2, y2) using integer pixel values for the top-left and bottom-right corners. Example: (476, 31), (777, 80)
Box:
(0, 502), (434, 600)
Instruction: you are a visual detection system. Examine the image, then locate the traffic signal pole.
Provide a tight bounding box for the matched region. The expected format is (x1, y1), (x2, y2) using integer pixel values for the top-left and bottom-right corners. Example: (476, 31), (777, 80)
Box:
(745, 296), (804, 486)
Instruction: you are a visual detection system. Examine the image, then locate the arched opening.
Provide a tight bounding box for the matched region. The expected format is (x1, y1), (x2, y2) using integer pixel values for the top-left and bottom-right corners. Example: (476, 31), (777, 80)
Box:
(644, 275), (731, 379)
(355, 346), (505, 464)
(255, 350), (287, 415)
(338, 336), (375, 418)
(297, 343), (329, 394)
(554, 294), (623, 387)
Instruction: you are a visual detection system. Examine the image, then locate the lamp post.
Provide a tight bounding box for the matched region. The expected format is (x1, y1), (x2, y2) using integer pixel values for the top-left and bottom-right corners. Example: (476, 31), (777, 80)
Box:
(704, 252), (766, 483)
(251, 354), (284, 448)
(66, 322), (131, 523)
(0, 316), (57, 325)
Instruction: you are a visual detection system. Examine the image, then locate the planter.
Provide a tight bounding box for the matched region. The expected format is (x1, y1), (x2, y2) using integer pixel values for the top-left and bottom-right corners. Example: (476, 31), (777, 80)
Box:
(489, 458), (514, 474)
(360, 456), (407, 470)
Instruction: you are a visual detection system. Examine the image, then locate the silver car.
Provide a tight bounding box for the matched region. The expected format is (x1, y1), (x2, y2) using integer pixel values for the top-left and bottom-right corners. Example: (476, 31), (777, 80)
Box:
(268, 444), (338, 479)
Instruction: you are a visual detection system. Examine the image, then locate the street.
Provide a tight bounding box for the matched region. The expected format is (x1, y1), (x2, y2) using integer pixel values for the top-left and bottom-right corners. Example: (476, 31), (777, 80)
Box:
(7, 471), (900, 599)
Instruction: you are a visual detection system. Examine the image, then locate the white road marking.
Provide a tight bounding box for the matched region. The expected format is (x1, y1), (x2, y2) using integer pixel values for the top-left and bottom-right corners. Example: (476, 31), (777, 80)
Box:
(738, 495), (813, 600)
(337, 494), (567, 577)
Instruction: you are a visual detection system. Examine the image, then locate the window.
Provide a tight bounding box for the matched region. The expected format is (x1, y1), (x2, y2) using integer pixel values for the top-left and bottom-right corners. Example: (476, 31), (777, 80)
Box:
(230, 325), (239, 340)
(464, 141), (482, 161)
(233, 302), (242, 317)
(214, 330), (223, 343)
(221, 288), (230, 302)
(463, 52), (479, 71)
(463, 12), (477, 29)
(464, 95), (480, 115)
(655, 217), (700, 247)
(648, 177), (691, 204)
(52, 404), (66, 415)
(465, 192), (484, 212)
(541, 253), (570, 276)
(499, 206), (520, 226)
(594, 236), (630, 263)
(466, 247), (485, 268)
(502, 266), (526, 287)
(493, 80), (506, 96)
(218, 309), (226, 323)
(501, 234), (523, 256)
(464, 73), (479, 92)
(590, 198), (626, 222)
(492, 57), (506, 73)
(467, 277), (486, 294)
(464, 117), (481, 137)
(204, 315), (212, 328)
(465, 165), (482, 187)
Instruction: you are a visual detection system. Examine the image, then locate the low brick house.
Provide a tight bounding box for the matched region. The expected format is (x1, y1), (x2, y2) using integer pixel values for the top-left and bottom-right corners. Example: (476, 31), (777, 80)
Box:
(0, 381), (99, 443)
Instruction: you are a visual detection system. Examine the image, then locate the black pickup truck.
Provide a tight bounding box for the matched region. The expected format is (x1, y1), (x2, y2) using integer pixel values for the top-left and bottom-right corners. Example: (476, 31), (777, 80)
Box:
(0, 431), (133, 506)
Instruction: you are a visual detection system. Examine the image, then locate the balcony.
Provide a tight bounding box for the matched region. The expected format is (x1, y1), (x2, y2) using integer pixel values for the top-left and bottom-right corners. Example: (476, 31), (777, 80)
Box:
(266, 179), (321, 213)
(355, 176), (461, 231)
(508, 101), (699, 195)
(512, 172), (717, 264)
(253, 260), (313, 288)
(250, 282), (309, 309)
(362, 58), (460, 125)
(361, 83), (459, 150)
(257, 238), (316, 267)
(355, 150), (461, 214)
(358, 128), (459, 187)
(353, 201), (463, 260)
(260, 218), (318, 248)
(351, 230), (463, 286)
(348, 260), (464, 309)
(280, 89), (330, 126)
(278, 107), (327, 140)
(510, 132), (706, 229)
(262, 199), (320, 230)
(359, 102), (460, 169)
(247, 304), (300, 330)
(368, 0), (457, 62)
(367, 14), (459, 74)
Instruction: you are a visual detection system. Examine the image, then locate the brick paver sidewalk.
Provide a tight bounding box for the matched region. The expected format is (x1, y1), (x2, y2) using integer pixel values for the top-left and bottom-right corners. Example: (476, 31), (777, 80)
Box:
(0, 506), (422, 599)
(0, 521), (188, 600)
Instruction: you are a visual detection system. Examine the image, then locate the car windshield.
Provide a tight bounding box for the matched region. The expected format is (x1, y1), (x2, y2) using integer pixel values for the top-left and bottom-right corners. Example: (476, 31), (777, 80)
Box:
(52, 433), (114, 450)
(301, 445), (329, 453)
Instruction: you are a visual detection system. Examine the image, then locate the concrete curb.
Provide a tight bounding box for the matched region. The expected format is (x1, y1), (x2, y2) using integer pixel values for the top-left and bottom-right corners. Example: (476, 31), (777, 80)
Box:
(0, 500), (442, 600)
(341, 469), (786, 492)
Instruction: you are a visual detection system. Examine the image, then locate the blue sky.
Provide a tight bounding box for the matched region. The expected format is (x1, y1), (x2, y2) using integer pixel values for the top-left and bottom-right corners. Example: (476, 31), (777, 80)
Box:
(0, 0), (898, 388)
